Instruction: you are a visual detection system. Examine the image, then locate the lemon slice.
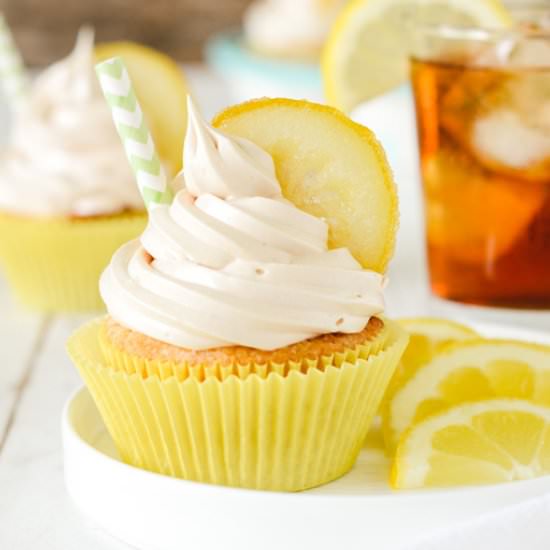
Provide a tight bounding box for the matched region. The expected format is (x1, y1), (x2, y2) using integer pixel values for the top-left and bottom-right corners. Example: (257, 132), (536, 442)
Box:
(385, 339), (550, 451)
(322, 0), (512, 111)
(381, 318), (478, 436)
(396, 317), (479, 384)
(392, 399), (550, 488)
(95, 42), (189, 175)
(212, 98), (398, 272)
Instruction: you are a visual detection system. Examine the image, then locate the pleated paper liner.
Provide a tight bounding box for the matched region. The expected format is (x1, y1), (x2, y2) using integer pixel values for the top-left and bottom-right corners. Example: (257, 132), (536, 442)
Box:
(67, 318), (409, 492)
(0, 210), (146, 312)
(98, 317), (399, 381)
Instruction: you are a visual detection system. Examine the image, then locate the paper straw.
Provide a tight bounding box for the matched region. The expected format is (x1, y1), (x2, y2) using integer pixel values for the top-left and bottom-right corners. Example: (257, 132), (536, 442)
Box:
(0, 14), (29, 108)
(95, 56), (173, 209)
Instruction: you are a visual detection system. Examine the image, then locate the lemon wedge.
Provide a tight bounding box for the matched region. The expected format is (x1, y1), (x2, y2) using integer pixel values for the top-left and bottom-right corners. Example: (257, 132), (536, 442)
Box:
(212, 97), (398, 272)
(392, 399), (550, 488)
(322, 0), (512, 111)
(381, 318), (478, 437)
(395, 317), (479, 386)
(384, 339), (550, 451)
(95, 41), (189, 175)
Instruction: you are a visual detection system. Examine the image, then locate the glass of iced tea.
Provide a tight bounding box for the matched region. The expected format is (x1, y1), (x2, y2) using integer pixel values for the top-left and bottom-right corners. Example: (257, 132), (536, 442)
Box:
(411, 10), (550, 309)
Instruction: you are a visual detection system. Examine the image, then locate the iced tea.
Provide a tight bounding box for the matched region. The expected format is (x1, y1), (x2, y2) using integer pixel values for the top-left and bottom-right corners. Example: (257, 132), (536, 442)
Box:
(412, 40), (550, 308)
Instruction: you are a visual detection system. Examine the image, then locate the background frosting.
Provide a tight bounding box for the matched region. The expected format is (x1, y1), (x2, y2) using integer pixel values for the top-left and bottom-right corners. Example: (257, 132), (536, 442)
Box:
(0, 28), (144, 217)
(243, 0), (347, 58)
(101, 100), (385, 351)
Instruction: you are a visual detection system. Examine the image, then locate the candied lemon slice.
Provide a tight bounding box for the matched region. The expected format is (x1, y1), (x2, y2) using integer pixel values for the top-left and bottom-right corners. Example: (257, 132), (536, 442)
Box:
(392, 399), (550, 489)
(384, 339), (550, 451)
(212, 98), (398, 272)
(322, 0), (511, 111)
(381, 318), (478, 432)
(95, 42), (189, 175)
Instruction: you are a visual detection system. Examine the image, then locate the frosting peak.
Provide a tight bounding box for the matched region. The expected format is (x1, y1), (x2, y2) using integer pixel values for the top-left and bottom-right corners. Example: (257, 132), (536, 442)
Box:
(101, 99), (386, 351)
(183, 99), (281, 199)
(35, 26), (96, 106)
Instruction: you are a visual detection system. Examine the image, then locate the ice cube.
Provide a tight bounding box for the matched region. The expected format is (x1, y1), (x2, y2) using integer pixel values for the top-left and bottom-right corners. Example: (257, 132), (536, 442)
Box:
(473, 109), (550, 170)
(473, 37), (550, 68)
(472, 38), (517, 67)
(441, 66), (550, 181)
(509, 38), (550, 68)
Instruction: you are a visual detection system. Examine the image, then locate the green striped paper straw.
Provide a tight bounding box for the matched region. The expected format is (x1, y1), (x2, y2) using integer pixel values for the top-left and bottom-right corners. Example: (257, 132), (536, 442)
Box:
(95, 56), (173, 209)
(0, 14), (29, 108)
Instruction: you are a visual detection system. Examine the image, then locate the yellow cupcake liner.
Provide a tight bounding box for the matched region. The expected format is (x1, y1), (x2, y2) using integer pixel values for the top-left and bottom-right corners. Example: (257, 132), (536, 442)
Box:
(98, 319), (398, 382)
(0, 211), (146, 312)
(68, 318), (408, 492)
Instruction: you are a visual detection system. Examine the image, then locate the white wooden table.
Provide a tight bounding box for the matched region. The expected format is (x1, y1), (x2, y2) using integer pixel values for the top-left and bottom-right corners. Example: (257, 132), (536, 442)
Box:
(0, 65), (548, 549)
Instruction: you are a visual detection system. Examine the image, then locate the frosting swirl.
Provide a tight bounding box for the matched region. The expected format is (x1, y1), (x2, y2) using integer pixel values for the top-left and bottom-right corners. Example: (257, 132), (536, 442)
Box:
(100, 99), (385, 351)
(0, 28), (143, 217)
(244, 0), (347, 58)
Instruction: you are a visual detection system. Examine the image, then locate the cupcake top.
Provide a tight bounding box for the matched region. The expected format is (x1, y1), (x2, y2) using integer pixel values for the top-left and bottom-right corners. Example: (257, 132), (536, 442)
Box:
(0, 28), (143, 217)
(243, 0), (347, 59)
(100, 99), (385, 351)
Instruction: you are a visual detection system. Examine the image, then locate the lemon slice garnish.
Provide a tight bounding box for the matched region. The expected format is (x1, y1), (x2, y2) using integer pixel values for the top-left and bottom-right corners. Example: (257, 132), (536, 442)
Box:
(213, 97), (398, 272)
(322, 0), (512, 111)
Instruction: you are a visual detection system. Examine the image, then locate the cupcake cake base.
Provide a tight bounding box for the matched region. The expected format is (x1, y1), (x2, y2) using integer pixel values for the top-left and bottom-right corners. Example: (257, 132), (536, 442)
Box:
(67, 317), (408, 492)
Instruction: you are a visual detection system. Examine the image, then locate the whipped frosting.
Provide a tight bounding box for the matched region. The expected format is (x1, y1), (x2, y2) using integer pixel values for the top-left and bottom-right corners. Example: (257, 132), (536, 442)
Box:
(100, 99), (385, 351)
(0, 28), (143, 217)
(244, 0), (347, 58)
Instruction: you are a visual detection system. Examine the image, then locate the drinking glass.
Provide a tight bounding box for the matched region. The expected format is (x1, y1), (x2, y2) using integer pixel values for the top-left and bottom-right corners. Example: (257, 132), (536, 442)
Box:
(411, 9), (550, 308)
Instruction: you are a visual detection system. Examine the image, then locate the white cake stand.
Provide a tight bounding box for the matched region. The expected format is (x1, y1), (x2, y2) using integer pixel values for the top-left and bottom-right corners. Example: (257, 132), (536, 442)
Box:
(62, 323), (550, 550)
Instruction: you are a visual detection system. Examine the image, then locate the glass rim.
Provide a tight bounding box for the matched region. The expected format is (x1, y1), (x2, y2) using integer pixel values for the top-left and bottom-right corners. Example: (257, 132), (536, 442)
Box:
(412, 7), (550, 42)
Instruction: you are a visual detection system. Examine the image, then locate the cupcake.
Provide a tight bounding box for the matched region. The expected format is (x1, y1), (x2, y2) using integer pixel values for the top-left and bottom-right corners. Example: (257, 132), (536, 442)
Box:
(205, 0), (346, 103)
(68, 97), (408, 491)
(244, 0), (347, 60)
(0, 28), (187, 312)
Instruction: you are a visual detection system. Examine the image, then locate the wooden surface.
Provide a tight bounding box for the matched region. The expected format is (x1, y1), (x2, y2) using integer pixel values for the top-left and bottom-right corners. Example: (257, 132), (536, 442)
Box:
(0, 0), (543, 65)
(0, 64), (549, 549)
(0, 0), (252, 65)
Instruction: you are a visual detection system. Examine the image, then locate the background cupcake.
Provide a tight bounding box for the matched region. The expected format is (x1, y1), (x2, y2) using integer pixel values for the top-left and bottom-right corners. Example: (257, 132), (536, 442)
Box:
(206, 0), (347, 103)
(0, 26), (189, 312)
(68, 77), (408, 491)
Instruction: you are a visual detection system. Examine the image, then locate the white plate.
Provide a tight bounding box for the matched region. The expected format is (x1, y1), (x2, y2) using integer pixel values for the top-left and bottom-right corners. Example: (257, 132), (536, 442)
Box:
(63, 322), (550, 550)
